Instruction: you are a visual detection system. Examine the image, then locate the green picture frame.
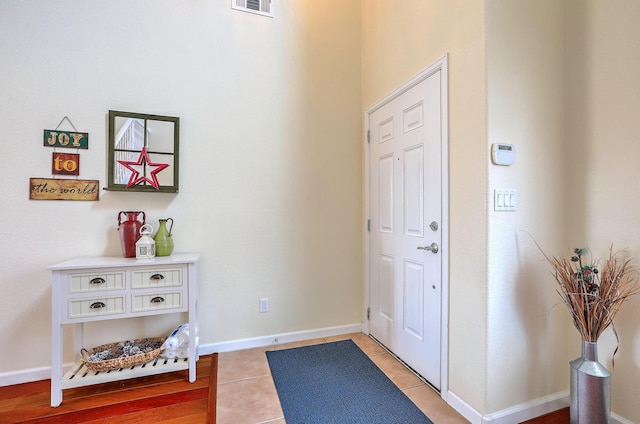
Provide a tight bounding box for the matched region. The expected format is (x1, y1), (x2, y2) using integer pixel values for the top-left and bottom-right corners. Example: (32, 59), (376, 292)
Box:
(106, 110), (180, 193)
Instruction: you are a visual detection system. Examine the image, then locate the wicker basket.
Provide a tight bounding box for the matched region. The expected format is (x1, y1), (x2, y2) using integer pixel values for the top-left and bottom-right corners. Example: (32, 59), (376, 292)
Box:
(80, 337), (164, 372)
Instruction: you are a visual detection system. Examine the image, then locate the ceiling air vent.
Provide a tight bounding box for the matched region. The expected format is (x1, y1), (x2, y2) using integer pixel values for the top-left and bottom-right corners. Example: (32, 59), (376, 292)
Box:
(232, 0), (273, 17)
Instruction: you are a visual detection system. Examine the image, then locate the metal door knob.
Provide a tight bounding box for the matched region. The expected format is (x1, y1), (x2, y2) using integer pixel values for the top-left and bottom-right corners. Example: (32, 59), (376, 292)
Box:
(417, 242), (439, 254)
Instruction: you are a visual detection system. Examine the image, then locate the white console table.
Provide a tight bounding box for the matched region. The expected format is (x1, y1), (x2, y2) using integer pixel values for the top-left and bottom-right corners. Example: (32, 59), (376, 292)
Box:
(49, 253), (199, 407)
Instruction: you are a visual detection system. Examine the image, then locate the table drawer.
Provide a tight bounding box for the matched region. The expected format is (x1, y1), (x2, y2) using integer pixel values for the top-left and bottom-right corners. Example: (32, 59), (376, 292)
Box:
(131, 291), (183, 312)
(131, 268), (183, 289)
(68, 272), (125, 293)
(68, 296), (126, 319)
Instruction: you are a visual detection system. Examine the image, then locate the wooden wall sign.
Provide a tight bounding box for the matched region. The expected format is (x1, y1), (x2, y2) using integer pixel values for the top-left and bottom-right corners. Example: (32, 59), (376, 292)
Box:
(51, 153), (80, 176)
(44, 130), (89, 149)
(30, 178), (99, 201)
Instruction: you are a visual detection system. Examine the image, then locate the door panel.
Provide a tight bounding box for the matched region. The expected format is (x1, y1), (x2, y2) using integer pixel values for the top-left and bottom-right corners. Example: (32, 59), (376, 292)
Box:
(378, 154), (394, 233)
(378, 253), (394, 322)
(403, 259), (424, 340)
(404, 144), (424, 237)
(403, 101), (424, 132)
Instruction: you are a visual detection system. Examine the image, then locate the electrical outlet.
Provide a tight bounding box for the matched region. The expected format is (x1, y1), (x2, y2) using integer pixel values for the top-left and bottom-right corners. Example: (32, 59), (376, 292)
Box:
(260, 298), (269, 313)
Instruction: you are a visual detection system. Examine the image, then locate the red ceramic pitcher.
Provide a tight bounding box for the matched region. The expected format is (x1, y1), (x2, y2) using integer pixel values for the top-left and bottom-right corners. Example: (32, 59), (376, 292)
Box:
(117, 211), (146, 258)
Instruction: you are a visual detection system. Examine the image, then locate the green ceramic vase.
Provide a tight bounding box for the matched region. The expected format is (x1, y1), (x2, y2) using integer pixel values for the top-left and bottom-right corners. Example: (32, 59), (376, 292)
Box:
(154, 218), (174, 256)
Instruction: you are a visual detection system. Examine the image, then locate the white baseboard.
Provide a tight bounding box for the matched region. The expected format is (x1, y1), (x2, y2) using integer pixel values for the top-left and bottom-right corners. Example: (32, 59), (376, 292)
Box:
(0, 366), (53, 387)
(481, 391), (569, 423)
(447, 389), (631, 424)
(612, 412), (634, 424)
(0, 323), (363, 387)
(447, 391), (569, 424)
(198, 322), (364, 354)
(446, 390), (484, 424)
(3, 324), (633, 424)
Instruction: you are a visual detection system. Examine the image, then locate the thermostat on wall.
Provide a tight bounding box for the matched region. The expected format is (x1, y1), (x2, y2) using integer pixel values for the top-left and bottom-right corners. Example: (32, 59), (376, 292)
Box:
(491, 143), (515, 166)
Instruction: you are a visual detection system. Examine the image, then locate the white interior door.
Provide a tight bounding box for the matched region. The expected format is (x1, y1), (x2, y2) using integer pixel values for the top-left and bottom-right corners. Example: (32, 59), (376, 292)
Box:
(367, 63), (445, 390)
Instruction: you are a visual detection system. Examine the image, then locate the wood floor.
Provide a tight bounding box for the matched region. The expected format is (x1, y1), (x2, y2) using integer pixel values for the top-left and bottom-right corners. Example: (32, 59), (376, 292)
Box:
(0, 354), (217, 424)
(522, 408), (569, 424)
(0, 351), (568, 423)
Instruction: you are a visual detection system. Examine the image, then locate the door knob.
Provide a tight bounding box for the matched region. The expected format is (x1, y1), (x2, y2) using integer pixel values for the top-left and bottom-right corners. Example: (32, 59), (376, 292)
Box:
(417, 242), (439, 254)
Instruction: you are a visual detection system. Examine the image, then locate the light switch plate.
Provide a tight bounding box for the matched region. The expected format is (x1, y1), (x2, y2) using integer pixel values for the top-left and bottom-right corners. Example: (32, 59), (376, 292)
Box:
(494, 189), (517, 211)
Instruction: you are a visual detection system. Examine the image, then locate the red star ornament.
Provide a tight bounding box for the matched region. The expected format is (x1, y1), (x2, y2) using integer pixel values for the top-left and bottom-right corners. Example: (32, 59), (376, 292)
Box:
(117, 147), (170, 189)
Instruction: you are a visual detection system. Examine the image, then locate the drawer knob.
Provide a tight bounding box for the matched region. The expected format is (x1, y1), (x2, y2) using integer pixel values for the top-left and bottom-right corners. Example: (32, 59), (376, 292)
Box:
(89, 301), (106, 309)
(89, 277), (106, 285)
(150, 274), (165, 281)
(151, 296), (165, 304)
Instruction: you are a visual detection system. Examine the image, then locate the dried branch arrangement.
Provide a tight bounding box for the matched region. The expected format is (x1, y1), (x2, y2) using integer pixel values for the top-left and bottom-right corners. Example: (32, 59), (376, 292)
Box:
(542, 247), (640, 342)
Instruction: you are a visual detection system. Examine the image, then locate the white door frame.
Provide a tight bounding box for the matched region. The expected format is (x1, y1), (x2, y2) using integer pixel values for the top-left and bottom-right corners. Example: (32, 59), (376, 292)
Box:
(364, 54), (449, 400)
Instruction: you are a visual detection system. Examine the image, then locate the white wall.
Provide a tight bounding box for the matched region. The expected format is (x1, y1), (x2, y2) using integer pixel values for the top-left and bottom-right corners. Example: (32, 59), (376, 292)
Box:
(487, 2), (640, 421)
(487, 0), (640, 421)
(361, 0), (489, 414)
(486, 0), (569, 414)
(567, 1), (640, 421)
(0, 0), (362, 372)
(364, 1), (640, 421)
(4, 1), (639, 421)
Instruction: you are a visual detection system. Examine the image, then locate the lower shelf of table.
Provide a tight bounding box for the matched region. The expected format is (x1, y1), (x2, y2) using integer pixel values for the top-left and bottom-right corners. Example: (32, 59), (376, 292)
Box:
(61, 356), (191, 389)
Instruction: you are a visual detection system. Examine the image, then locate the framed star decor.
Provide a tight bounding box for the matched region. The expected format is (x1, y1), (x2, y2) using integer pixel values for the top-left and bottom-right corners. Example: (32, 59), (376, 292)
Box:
(106, 110), (179, 192)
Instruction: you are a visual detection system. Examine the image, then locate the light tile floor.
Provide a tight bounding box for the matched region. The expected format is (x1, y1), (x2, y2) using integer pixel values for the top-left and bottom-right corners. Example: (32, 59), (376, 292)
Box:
(216, 332), (469, 423)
